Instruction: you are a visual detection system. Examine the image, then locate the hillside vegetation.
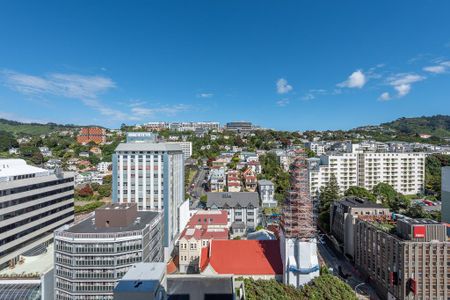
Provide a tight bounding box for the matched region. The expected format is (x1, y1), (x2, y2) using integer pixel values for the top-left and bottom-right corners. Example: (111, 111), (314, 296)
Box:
(0, 118), (82, 136)
(381, 115), (450, 138)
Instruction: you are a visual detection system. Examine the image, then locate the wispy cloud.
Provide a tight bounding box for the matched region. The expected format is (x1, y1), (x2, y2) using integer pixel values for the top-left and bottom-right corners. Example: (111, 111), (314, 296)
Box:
(337, 70), (367, 89)
(130, 103), (191, 118)
(0, 70), (131, 120)
(423, 60), (450, 74)
(386, 73), (425, 98)
(301, 89), (327, 101)
(196, 93), (214, 98)
(276, 98), (289, 107)
(276, 78), (293, 94)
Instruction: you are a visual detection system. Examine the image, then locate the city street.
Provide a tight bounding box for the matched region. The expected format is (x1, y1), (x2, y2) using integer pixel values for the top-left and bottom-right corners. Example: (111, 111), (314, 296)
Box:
(317, 233), (380, 300)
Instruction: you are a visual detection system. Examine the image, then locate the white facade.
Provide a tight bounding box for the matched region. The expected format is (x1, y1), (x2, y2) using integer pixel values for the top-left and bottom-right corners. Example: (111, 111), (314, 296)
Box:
(258, 180), (277, 208)
(112, 142), (184, 259)
(0, 159), (74, 269)
(280, 232), (320, 288)
(97, 161), (112, 173)
(309, 152), (426, 198)
(167, 141), (192, 161)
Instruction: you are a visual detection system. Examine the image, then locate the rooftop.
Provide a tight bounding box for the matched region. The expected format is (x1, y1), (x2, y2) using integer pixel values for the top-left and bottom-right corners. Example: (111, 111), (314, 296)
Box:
(64, 210), (160, 233)
(187, 210), (228, 227)
(0, 244), (54, 277)
(114, 262), (165, 294)
(339, 196), (386, 209)
(167, 275), (233, 299)
(200, 240), (282, 275)
(180, 227), (229, 240)
(206, 192), (260, 208)
(115, 142), (182, 152)
(258, 179), (274, 186)
(0, 159), (50, 182)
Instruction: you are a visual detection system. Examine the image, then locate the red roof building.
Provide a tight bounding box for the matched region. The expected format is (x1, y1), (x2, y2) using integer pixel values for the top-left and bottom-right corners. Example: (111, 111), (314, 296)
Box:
(187, 210), (228, 228)
(200, 240), (283, 280)
(77, 127), (106, 145)
(179, 210), (229, 273)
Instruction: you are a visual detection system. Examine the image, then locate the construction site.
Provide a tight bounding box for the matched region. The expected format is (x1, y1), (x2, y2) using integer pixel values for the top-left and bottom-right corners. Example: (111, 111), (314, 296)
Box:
(280, 149), (320, 288)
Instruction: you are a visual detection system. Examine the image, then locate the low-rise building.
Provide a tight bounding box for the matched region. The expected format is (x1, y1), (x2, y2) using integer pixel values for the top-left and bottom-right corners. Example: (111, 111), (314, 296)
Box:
(53, 203), (163, 300)
(258, 179), (277, 208)
(77, 127), (106, 145)
(206, 192), (260, 230)
(200, 240), (283, 280)
(178, 210), (229, 273)
(243, 168), (257, 192)
(329, 197), (390, 258)
(209, 168), (225, 192)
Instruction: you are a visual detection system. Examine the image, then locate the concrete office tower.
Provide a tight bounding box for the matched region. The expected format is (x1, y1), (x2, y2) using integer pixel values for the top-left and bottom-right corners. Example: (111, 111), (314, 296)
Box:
(54, 204), (163, 300)
(112, 136), (184, 259)
(0, 159), (74, 269)
(279, 150), (319, 288)
(442, 167), (450, 223)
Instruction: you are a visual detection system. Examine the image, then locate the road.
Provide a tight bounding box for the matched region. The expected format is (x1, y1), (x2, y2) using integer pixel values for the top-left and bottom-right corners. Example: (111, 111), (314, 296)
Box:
(317, 233), (380, 300)
(188, 167), (207, 209)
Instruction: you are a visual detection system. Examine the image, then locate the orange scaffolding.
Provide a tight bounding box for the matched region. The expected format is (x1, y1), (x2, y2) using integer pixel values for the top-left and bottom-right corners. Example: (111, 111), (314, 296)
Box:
(281, 149), (316, 240)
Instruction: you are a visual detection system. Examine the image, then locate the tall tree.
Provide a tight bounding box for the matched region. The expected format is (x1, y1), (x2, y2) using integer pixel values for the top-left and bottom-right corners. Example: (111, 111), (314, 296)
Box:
(318, 173), (340, 231)
(344, 186), (376, 202)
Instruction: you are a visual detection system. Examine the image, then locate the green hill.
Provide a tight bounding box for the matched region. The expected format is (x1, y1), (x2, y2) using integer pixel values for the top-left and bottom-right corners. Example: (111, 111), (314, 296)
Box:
(381, 115), (450, 138)
(0, 118), (84, 136)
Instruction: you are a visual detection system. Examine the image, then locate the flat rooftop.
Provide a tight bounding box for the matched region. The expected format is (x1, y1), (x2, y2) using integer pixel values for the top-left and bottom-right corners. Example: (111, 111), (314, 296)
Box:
(115, 142), (182, 152)
(0, 244), (54, 277)
(66, 210), (160, 233)
(340, 196), (385, 209)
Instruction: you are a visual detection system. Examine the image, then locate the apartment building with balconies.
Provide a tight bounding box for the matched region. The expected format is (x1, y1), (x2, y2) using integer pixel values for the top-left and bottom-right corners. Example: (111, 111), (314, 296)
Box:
(308, 152), (425, 198)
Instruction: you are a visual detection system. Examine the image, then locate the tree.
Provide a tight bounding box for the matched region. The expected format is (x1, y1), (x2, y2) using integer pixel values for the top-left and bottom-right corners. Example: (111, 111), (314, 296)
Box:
(344, 186), (376, 202)
(103, 174), (112, 185)
(78, 185), (94, 197)
(98, 184), (111, 198)
(318, 174), (339, 231)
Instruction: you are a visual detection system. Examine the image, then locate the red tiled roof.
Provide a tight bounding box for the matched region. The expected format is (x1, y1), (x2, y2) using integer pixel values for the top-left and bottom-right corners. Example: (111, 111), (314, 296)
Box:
(187, 210), (228, 227)
(227, 182), (241, 187)
(200, 240), (282, 275)
(180, 227), (229, 240)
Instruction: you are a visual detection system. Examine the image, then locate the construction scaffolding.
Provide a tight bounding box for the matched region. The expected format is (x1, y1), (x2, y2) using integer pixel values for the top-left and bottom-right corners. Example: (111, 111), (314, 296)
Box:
(281, 149), (316, 240)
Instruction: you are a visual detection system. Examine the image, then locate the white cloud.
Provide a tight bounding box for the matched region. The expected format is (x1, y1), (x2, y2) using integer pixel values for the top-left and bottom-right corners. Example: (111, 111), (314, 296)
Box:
(387, 73), (425, 97)
(379, 92), (391, 101)
(423, 60), (450, 74)
(337, 70), (366, 89)
(423, 65), (446, 74)
(394, 84), (411, 97)
(1, 70), (129, 120)
(276, 78), (293, 94)
(276, 99), (289, 107)
(196, 93), (214, 98)
(131, 104), (190, 118)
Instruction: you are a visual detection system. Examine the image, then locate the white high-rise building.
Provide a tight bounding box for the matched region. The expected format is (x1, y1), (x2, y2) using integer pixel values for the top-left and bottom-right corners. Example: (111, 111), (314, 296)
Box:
(308, 152), (426, 198)
(112, 140), (184, 259)
(167, 141), (192, 161)
(0, 159), (74, 269)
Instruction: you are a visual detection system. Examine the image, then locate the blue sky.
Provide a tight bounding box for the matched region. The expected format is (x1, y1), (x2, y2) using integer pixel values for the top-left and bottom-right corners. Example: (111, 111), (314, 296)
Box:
(0, 1), (450, 130)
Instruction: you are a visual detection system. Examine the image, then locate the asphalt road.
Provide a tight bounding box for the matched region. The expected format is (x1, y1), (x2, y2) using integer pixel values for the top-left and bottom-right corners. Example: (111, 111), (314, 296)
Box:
(317, 233), (380, 300)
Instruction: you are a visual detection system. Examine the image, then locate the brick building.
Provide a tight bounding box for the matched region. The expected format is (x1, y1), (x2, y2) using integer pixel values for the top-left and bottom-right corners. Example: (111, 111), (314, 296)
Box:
(76, 127), (106, 145)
